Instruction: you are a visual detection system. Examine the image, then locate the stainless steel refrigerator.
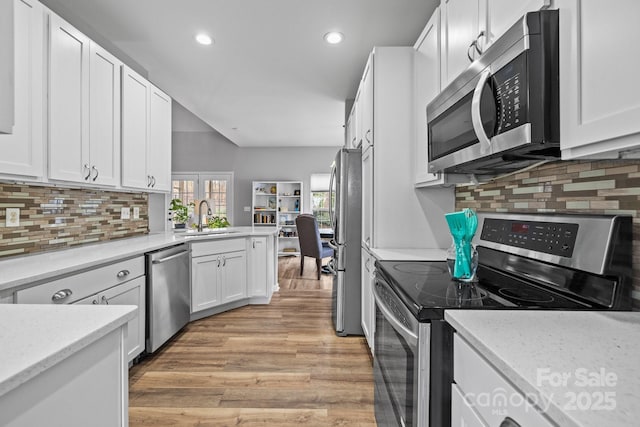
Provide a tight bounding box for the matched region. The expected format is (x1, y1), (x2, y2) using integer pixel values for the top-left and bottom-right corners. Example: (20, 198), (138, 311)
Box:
(329, 148), (363, 336)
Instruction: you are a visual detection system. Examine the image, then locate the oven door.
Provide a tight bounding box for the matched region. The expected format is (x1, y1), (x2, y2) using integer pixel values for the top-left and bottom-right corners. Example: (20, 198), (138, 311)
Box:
(373, 276), (421, 427)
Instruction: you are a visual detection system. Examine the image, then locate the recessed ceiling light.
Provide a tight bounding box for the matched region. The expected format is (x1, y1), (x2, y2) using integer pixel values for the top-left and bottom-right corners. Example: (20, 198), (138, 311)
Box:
(324, 32), (344, 45)
(195, 33), (213, 45)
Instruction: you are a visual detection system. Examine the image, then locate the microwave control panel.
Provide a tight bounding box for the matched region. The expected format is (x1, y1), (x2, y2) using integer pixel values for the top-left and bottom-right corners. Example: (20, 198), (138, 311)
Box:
(480, 218), (578, 257)
(494, 53), (528, 135)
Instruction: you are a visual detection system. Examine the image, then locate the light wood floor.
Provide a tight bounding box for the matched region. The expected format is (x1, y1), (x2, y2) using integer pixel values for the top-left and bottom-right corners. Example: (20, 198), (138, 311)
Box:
(129, 256), (376, 426)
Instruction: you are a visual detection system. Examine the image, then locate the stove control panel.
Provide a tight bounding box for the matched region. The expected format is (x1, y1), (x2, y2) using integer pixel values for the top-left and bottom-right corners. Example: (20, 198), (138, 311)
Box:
(480, 218), (579, 257)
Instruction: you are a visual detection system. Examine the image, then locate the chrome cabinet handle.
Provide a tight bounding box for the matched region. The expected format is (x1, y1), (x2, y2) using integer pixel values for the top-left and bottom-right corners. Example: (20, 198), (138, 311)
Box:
(217, 257), (221, 268)
(91, 166), (99, 182)
(116, 269), (130, 278)
(222, 256), (226, 267)
(83, 164), (91, 180)
(471, 69), (492, 155)
(467, 31), (486, 62)
(252, 240), (256, 249)
(101, 295), (109, 305)
(51, 289), (72, 302)
(365, 129), (372, 146)
(92, 299), (99, 304)
(147, 175), (152, 187)
(151, 176), (156, 187)
(365, 258), (370, 271)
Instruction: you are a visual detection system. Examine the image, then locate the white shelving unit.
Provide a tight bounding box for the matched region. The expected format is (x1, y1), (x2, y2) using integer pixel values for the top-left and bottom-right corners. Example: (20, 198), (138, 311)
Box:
(252, 181), (303, 256)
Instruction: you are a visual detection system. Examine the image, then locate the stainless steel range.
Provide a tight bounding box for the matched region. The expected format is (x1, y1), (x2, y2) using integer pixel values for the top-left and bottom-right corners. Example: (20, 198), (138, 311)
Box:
(373, 213), (633, 427)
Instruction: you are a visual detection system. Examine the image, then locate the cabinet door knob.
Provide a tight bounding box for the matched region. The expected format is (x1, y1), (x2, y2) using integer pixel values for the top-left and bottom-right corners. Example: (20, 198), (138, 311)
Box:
(51, 289), (73, 302)
(101, 295), (109, 305)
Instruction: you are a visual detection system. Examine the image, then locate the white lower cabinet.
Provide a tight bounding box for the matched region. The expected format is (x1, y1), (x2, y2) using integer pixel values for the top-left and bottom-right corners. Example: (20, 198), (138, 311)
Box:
(74, 277), (146, 362)
(14, 256), (146, 363)
(191, 238), (248, 313)
(0, 326), (128, 427)
(247, 236), (276, 301)
(361, 247), (375, 353)
(220, 251), (247, 303)
(453, 333), (554, 427)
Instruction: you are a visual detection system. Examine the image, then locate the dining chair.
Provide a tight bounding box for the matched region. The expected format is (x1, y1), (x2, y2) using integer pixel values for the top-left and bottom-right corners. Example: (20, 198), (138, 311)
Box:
(295, 214), (334, 280)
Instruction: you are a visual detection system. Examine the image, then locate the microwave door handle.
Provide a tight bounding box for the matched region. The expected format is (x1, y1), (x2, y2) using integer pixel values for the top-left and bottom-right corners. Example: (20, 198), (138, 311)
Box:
(471, 69), (492, 155)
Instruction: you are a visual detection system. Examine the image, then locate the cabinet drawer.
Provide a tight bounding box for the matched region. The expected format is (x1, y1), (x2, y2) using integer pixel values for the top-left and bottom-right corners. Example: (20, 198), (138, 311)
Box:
(453, 334), (554, 427)
(15, 256), (144, 305)
(451, 383), (488, 427)
(191, 238), (246, 257)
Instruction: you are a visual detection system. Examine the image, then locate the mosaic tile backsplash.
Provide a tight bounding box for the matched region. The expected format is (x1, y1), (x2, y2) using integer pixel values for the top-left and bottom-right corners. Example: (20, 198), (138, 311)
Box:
(0, 184), (148, 258)
(455, 159), (640, 309)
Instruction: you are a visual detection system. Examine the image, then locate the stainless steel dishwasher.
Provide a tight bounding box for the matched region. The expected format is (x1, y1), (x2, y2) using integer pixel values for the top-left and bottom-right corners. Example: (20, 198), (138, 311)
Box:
(146, 244), (190, 353)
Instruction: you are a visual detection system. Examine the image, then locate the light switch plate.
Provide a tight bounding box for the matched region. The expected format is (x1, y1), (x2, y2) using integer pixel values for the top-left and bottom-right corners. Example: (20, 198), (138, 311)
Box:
(133, 207), (140, 219)
(121, 207), (131, 220)
(5, 208), (19, 227)
(244, 206), (251, 212)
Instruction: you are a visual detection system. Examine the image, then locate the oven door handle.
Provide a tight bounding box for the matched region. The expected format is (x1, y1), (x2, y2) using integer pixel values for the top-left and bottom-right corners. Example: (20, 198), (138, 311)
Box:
(471, 69), (492, 155)
(373, 288), (418, 347)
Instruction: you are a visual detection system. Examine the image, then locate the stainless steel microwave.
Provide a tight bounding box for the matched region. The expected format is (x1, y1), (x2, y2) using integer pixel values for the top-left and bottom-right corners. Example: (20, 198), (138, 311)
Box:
(427, 10), (560, 176)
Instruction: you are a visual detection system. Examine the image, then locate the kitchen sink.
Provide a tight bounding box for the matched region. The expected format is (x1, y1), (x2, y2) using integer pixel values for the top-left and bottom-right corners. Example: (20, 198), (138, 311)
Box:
(180, 228), (240, 238)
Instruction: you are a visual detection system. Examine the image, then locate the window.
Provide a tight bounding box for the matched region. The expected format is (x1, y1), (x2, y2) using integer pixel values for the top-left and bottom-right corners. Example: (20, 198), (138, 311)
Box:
(171, 172), (234, 225)
(310, 173), (332, 228)
(312, 191), (331, 228)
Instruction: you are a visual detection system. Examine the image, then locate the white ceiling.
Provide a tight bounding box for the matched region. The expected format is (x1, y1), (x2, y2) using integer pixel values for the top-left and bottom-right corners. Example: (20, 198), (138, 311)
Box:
(42, 0), (438, 147)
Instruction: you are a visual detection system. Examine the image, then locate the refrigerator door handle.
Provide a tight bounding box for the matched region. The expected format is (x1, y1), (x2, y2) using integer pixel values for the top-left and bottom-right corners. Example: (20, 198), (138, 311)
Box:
(327, 239), (338, 250)
(329, 162), (337, 232)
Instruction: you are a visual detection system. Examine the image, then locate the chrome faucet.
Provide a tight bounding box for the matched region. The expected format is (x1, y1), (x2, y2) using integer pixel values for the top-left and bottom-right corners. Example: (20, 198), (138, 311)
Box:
(197, 200), (212, 232)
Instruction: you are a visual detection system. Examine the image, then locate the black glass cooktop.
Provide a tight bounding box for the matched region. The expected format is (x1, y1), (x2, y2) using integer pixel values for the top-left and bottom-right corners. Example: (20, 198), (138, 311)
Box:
(376, 260), (590, 322)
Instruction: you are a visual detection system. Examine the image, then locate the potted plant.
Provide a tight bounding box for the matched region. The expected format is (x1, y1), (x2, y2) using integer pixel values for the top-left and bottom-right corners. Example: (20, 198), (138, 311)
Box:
(208, 216), (231, 229)
(169, 198), (192, 229)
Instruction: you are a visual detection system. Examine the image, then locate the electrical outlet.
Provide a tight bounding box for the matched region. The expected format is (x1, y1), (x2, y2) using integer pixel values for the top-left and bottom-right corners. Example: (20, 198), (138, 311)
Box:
(244, 206), (251, 212)
(133, 207), (140, 219)
(121, 207), (131, 220)
(5, 208), (20, 227)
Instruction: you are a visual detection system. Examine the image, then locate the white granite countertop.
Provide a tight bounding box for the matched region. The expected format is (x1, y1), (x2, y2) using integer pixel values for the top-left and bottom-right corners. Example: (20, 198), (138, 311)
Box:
(445, 310), (640, 427)
(0, 304), (137, 397)
(369, 247), (447, 261)
(0, 227), (277, 294)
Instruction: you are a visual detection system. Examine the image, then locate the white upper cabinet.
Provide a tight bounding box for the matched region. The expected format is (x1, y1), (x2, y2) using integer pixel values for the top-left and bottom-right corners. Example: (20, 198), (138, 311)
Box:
(0, 0), (14, 134)
(48, 12), (121, 186)
(148, 85), (172, 192)
(440, 0), (482, 88)
(414, 7), (443, 186)
(440, 0), (549, 89)
(0, 0), (44, 179)
(48, 12), (90, 183)
(559, 0), (640, 159)
(88, 43), (120, 186)
(478, 0), (551, 53)
(121, 66), (149, 189)
(359, 59), (374, 151)
(122, 65), (172, 192)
